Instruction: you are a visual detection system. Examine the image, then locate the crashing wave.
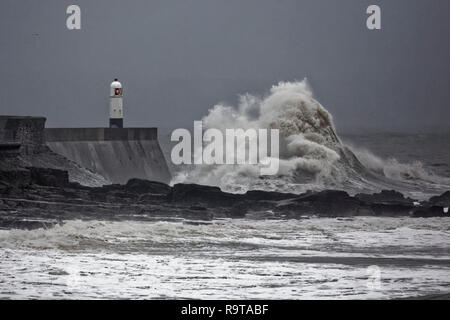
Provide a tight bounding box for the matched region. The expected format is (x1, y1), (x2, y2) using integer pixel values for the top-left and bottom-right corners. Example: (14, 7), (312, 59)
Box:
(171, 80), (450, 198)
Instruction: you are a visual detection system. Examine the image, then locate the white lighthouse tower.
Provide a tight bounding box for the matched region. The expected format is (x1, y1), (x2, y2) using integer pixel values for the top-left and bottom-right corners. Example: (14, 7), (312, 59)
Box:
(109, 78), (123, 128)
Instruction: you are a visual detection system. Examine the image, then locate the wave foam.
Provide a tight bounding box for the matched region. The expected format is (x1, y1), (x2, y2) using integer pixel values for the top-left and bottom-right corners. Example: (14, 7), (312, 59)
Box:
(171, 80), (450, 197)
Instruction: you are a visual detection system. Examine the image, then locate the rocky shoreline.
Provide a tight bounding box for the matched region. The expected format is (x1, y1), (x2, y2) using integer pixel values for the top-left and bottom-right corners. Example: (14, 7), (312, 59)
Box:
(1, 166), (449, 229)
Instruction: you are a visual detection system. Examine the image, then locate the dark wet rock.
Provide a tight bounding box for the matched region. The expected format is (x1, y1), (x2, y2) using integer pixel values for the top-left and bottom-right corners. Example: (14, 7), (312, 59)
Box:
(107, 191), (137, 200)
(0, 219), (59, 230)
(171, 183), (240, 207)
(0, 164), (449, 228)
(411, 206), (447, 218)
(412, 191), (450, 217)
(0, 181), (10, 193)
(355, 190), (418, 216)
(354, 189), (419, 217)
(0, 169), (31, 186)
(29, 167), (69, 187)
(427, 191), (450, 207)
(274, 190), (365, 217)
(189, 205), (207, 211)
(125, 178), (172, 195)
(243, 190), (297, 201)
(296, 190), (352, 202)
(138, 193), (169, 203)
(355, 190), (414, 205)
(0, 199), (8, 210)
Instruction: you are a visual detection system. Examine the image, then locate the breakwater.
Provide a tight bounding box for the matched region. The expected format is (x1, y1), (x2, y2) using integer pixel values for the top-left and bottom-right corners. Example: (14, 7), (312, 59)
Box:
(45, 127), (171, 184)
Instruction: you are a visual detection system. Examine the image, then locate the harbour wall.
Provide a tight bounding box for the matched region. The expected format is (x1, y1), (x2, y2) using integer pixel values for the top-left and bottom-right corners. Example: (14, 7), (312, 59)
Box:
(0, 116), (46, 154)
(45, 128), (171, 184)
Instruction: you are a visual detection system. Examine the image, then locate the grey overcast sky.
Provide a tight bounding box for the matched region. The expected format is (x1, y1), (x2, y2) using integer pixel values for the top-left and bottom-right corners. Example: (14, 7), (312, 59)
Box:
(0, 0), (449, 132)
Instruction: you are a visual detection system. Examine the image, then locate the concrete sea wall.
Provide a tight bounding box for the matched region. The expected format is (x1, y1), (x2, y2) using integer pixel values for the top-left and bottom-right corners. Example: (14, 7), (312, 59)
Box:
(45, 128), (171, 184)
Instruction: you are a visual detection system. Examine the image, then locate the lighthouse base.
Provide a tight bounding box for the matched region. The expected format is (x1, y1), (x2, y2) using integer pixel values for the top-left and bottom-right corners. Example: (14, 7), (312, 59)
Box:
(109, 118), (123, 128)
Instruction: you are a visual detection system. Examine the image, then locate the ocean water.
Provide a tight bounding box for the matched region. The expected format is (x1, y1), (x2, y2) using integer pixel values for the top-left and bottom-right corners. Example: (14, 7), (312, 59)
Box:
(341, 133), (450, 179)
(0, 132), (449, 299)
(159, 81), (450, 199)
(0, 217), (449, 299)
(1, 80), (449, 299)
(161, 132), (450, 181)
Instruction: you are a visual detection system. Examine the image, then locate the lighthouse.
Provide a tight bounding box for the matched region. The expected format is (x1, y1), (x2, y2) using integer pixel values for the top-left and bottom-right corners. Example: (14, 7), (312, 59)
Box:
(109, 78), (123, 128)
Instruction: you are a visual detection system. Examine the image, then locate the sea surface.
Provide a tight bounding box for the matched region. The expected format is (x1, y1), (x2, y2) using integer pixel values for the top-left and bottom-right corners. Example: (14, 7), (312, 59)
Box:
(0, 133), (449, 299)
(0, 217), (449, 299)
(161, 132), (450, 176)
(341, 133), (450, 179)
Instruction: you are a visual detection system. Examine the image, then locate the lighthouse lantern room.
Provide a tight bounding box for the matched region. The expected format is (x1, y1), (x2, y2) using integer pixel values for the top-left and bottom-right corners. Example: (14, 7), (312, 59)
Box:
(109, 78), (123, 128)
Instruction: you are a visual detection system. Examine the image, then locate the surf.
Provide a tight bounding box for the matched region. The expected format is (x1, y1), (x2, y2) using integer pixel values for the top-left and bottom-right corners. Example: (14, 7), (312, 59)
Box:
(170, 80), (450, 198)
